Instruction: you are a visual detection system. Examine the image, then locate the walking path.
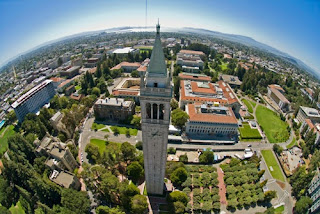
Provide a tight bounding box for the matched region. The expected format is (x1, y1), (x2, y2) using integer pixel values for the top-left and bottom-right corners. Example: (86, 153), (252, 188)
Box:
(217, 167), (227, 212)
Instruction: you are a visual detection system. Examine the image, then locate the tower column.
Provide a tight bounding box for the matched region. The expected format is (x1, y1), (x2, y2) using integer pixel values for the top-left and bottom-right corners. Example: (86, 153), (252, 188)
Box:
(157, 103), (160, 120)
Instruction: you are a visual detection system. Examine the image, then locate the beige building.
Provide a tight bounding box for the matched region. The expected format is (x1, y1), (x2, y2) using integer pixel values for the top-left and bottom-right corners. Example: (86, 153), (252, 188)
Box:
(267, 84), (290, 112)
(297, 106), (320, 124)
(93, 98), (135, 121)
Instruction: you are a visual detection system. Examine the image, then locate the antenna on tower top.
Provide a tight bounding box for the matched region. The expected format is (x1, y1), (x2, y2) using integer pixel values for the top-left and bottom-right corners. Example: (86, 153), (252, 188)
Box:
(145, 0), (148, 28)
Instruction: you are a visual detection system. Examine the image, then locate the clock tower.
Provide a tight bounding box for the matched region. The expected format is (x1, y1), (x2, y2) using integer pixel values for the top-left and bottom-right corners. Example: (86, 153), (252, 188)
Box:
(140, 22), (172, 195)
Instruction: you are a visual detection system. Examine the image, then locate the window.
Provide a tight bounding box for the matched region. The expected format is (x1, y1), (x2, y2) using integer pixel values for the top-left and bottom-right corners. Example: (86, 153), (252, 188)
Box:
(154, 82), (158, 87)
(146, 103), (151, 119)
(159, 104), (164, 120)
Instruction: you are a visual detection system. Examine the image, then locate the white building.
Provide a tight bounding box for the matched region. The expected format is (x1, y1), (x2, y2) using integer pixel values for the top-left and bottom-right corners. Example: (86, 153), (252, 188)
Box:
(176, 50), (205, 72)
(12, 80), (56, 122)
(297, 106), (320, 124)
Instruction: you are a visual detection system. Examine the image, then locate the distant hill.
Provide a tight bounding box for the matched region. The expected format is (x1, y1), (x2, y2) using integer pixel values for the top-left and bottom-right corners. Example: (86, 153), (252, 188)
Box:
(1, 26), (318, 78)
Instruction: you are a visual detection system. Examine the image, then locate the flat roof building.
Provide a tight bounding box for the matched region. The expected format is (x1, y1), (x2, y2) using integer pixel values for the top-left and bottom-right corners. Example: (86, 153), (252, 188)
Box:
(220, 74), (242, 87)
(297, 106), (320, 124)
(179, 72), (211, 82)
(12, 80), (55, 122)
(185, 103), (238, 138)
(93, 97), (135, 121)
(50, 170), (80, 190)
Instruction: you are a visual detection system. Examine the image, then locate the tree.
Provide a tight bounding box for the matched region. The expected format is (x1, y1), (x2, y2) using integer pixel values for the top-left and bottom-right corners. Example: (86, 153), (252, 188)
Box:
(168, 147), (176, 154)
(168, 191), (188, 205)
(202, 201), (213, 212)
(91, 87), (101, 97)
(290, 166), (314, 199)
(199, 149), (214, 164)
(170, 99), (179, 110)
(131, 70), (139, 78)
(85, 143), (100, 163)
(179, 153), (188, 163)
(171, 108), (189, 130)
(135, 141), (143, 150)
(181, 177), (192, 187)
(131, 195), (148, 214)
(273, 144), (283, 155)
(120, 182), (140, 210)
(5, 111), (16, 124)
(0, 206), (10, 214)
(170, 167), (188, 186)
(61, 189), (90, 214)
(264, 190), (277, 202)
(173, 201), (185, 214)
(127, 161), (144, 183)
(121, 142), (136, 161)
(294, 196), (312, 214)
(96, 206), (125, 214)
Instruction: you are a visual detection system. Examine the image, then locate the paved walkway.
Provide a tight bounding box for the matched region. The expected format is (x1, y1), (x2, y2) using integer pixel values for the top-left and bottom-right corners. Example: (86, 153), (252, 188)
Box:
(217, 167), (227, 210)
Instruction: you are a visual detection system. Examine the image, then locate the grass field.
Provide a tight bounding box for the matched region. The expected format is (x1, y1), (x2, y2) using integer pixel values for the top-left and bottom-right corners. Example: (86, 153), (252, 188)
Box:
(286, 137), (297, 149)
(89, 138), (120, 155)
(239, 124), (262, 140)
(91, 122), (106, 130)
(9, 201), (25, 214)
(274, 205), (284, 214)
(220, 61), (228, 71)
(111, 126), (138, 136)
(0, 125), (16, 154)
(261, 150), (285, 182)
(242, 99), (254, 113)
(249, 100), (257, 108)
(101, 128), (110, 132)
(75, 85), (81, 91)
(256, 105), (289, 143)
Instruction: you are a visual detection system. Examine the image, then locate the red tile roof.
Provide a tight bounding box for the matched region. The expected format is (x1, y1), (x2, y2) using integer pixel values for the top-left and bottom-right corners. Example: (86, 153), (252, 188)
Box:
(50, 77), (64, 82)
(112, 90), (139, 96)
(70, 93), (84, 101)
(191, 82), (216, 94)
(58, 79), (72, 88)
(218, 81), (239, 104)
(180, 80), (228, 105)
(188, 103), (238, 124)
(180, 50), (205, 56)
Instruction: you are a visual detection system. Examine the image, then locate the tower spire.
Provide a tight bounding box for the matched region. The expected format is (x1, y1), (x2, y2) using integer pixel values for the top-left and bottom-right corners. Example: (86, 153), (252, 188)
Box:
(156, 19), (160, 34)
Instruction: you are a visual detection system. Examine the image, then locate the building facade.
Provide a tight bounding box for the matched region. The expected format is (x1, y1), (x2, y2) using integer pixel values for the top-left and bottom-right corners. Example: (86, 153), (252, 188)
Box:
(93, 98), (135, 121)
(140, 23), (172, 195)
(308, 173), (320, 213)
(185, 103), (238, 137)
(267, 84), (290, 112)
(12, 80), (56, 122)
(297, 106), (320, 124)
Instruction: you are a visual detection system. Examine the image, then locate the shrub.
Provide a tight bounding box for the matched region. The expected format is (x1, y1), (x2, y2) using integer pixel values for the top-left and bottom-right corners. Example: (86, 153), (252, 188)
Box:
(135, 141), (143, 150)
(168, 147), (176, 154)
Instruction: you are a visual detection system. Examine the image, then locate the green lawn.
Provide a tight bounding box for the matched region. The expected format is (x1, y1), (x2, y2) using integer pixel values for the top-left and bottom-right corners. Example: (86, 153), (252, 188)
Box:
(91, 122), (106, 130)
(0, 125), (16, 154)
(239, 124), (262, 140)
(286, 137), (297, 149)
(261, 150), (285, 182)
(249, 100), (257, 108)
(75, 85), (81, 91)
(89, 138), (121, 155)
(101, 128), (110, 132)
(9, 201), (25, 214)
(90, 139), (107, 154)
(274, 205), (284, 214)
(111, 126), (138, 136)
(242, 99), (254, 113)
(256, 105), (289, 143)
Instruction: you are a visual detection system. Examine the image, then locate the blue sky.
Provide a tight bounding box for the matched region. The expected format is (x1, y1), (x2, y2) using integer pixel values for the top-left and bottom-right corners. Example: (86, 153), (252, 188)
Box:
(0, 0), (319, 73)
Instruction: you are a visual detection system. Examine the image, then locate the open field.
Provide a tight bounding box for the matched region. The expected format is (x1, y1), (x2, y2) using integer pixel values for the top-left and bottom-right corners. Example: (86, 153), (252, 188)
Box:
(239, 124), (262, 140)
(90, 138), (121, 155)
(111, 126), (138, 136)
(256, 105), (289, 143)
(0, 125), (16, 154)
(242, 99), (254, 113)
(261, 150), (285, 182)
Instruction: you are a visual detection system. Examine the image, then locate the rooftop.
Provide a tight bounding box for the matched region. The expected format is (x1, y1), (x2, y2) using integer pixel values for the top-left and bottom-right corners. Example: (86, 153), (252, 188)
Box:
(187, 103), (238, 124)
(179, 49), (205, 56)
(95, 97), (133, 107)
(179, 72), (211, 82)
(220, 74), (242, 85)
(12, 80), (53, 108)
(50, 170), (76, 188)
(111, 62), (141, 70)
(300, 106), (320, 118)
(113, 47), (136, 54)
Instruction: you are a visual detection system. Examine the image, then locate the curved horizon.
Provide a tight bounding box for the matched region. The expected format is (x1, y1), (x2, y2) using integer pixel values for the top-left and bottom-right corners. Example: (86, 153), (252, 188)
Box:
(0, 0), (319, 73)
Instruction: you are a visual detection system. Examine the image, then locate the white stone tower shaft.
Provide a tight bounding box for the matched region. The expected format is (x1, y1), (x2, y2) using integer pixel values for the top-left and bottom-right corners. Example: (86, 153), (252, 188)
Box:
(140, 22), (172, 195)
